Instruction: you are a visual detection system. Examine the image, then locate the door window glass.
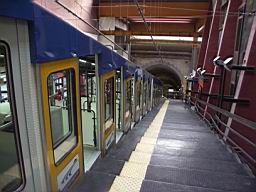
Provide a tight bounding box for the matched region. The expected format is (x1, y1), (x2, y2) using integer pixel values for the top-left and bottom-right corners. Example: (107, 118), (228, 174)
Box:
(0, 43), (24, 191)
(136, 81), (141, 107)
(47, 69), (78, 164)
(126, 80), (132, 113)
(104, 77), (114, 124)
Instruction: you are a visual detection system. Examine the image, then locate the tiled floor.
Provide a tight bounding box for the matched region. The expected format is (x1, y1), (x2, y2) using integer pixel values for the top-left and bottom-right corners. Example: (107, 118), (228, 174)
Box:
(73, 100), (256, 192)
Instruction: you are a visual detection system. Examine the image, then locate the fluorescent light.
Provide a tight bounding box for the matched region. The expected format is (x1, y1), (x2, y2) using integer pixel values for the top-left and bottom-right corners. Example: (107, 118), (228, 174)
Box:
(131, 36), (194, 41)
(129, 17), (192, 24)
(198, 37), (203, 42)
(0, 54), (5, 58)
(91, 63), (96, 66)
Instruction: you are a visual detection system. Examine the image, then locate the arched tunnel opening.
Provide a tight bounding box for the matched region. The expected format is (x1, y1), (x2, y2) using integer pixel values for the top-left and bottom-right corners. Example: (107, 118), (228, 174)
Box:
(146, 65), (182, 97)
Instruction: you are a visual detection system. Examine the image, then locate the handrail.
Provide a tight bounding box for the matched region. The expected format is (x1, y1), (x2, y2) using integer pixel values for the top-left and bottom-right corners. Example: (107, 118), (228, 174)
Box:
(214, 115), (256, 148)
(188, 97), (256, 165)
(192, 97), (256, 131)
(82, 100), (97, 147)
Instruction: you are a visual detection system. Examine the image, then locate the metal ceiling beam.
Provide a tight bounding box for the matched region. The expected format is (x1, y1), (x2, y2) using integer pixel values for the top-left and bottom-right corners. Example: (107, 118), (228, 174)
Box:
(130, 40), (201, 47)
(131, 50), (192, 56)
(99, 2), (209, 18)
(102, 30), (200, 37)
(101, 21), (204, 36)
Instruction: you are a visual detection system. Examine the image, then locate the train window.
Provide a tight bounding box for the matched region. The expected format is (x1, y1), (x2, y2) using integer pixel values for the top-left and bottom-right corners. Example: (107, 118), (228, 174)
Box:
(126, 80), (131, 113)
(0, 43), (24, 191)
(104, 77), (114, 127)
(47, 69), (78, 164)
(144, 82), (147, 105)
(136, 82), (141, 107)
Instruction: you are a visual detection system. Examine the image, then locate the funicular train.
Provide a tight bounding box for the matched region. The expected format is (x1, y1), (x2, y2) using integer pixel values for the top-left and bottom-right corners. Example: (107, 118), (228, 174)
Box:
(0, 2), (163, 191)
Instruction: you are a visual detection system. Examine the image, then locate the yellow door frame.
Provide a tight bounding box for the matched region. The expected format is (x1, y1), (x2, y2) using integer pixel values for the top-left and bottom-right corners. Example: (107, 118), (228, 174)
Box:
(40, 58), (83, 191)
(100, 70), (116, 156)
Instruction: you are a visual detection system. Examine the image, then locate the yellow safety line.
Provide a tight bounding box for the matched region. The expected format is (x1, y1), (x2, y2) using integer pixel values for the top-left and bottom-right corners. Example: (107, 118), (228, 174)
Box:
(109, 100), (169, 192)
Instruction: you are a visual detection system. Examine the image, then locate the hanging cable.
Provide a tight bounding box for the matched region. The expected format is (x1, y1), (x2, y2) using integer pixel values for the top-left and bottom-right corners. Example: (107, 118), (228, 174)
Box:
(133, 0), (164, 65)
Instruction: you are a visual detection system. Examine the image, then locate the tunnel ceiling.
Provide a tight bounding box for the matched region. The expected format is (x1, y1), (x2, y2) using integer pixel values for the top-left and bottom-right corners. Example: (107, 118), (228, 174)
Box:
(147, 66), (181, 90)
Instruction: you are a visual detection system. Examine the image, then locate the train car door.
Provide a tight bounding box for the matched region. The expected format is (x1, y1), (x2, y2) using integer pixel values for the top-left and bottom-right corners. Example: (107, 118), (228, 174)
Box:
(135, 73), (141, 123)
(40, 58), (83, 191)
(0, 17), (48, 192)
(148, 78), (152, 111)
(142, 78), (148, 116)
(100, 71), (116, 156)
(115, 69), (123, 142)
(124, 77), (132, 132)
(79, 57), (101, 172)
(130, 76), (136, 128)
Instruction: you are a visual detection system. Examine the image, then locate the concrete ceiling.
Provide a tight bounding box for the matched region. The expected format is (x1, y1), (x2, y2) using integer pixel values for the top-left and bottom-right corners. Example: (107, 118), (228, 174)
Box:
(98, 0), (210, 90)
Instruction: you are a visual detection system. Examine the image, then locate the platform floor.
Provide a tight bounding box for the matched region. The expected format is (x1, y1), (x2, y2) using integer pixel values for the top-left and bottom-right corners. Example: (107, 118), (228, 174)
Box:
(73, 100), (256, 192)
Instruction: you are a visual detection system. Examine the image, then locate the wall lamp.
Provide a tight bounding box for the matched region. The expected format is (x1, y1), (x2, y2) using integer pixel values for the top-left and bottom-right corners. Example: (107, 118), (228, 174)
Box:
(213, 56), (233, 71)
(214, 56), (256, 71)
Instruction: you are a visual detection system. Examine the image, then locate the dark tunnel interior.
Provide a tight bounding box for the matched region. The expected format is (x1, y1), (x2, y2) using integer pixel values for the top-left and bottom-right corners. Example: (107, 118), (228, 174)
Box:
(146, 65), (182, 96)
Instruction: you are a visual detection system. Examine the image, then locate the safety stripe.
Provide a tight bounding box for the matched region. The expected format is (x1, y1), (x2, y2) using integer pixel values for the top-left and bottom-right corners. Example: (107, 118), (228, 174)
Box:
(109, 100), (169, 192)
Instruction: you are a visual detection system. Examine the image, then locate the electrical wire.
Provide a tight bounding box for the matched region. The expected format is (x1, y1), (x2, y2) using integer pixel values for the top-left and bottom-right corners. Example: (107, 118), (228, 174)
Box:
(133, 0), (164, 64)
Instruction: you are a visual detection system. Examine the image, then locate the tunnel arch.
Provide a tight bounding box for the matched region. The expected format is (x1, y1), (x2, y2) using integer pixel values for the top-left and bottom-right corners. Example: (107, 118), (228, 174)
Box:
(144, 63), (182, 91)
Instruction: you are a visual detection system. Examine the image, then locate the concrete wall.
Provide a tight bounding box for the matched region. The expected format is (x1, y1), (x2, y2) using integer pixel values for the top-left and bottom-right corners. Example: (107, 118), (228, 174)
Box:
(33, 0), (98, 39)
(193, 0), (256, 173)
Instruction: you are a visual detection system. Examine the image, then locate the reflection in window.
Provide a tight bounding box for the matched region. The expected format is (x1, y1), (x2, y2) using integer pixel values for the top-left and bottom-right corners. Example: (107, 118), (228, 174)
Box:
(126, 80), (132, 113)
(104, 77), (114, 126)
(0, 43), (24, 191)
(136, 81), (141, 108)
(47, 69), (77, 164)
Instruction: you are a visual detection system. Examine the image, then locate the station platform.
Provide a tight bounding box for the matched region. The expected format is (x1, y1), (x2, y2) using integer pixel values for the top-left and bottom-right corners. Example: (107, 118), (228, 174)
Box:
(73, 100), (256, 192)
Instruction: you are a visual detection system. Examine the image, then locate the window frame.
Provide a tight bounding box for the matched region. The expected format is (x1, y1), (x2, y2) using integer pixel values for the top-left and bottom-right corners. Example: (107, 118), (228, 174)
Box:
(104, 77), (115, 123)
(0, 41), (26, 191)
(46, 68), (78, 165)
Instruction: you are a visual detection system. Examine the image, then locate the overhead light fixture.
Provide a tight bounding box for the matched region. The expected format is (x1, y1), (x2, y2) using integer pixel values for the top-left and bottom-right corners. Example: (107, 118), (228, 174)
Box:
(91, 63), (96, 66)
(0, 54), (4, 58)
(197, 25), (205, 32)
(131, 36), (194, 42)
(129, 17), (192, 24)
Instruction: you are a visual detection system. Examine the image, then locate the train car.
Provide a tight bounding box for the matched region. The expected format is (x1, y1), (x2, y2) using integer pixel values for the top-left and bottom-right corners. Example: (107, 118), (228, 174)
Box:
(134, 68), (143, 123)
(123, 65), (137, 132)
(141, 70), (152, 117)
(0, 2), (164, 191)
(153, 77), (164, 107)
